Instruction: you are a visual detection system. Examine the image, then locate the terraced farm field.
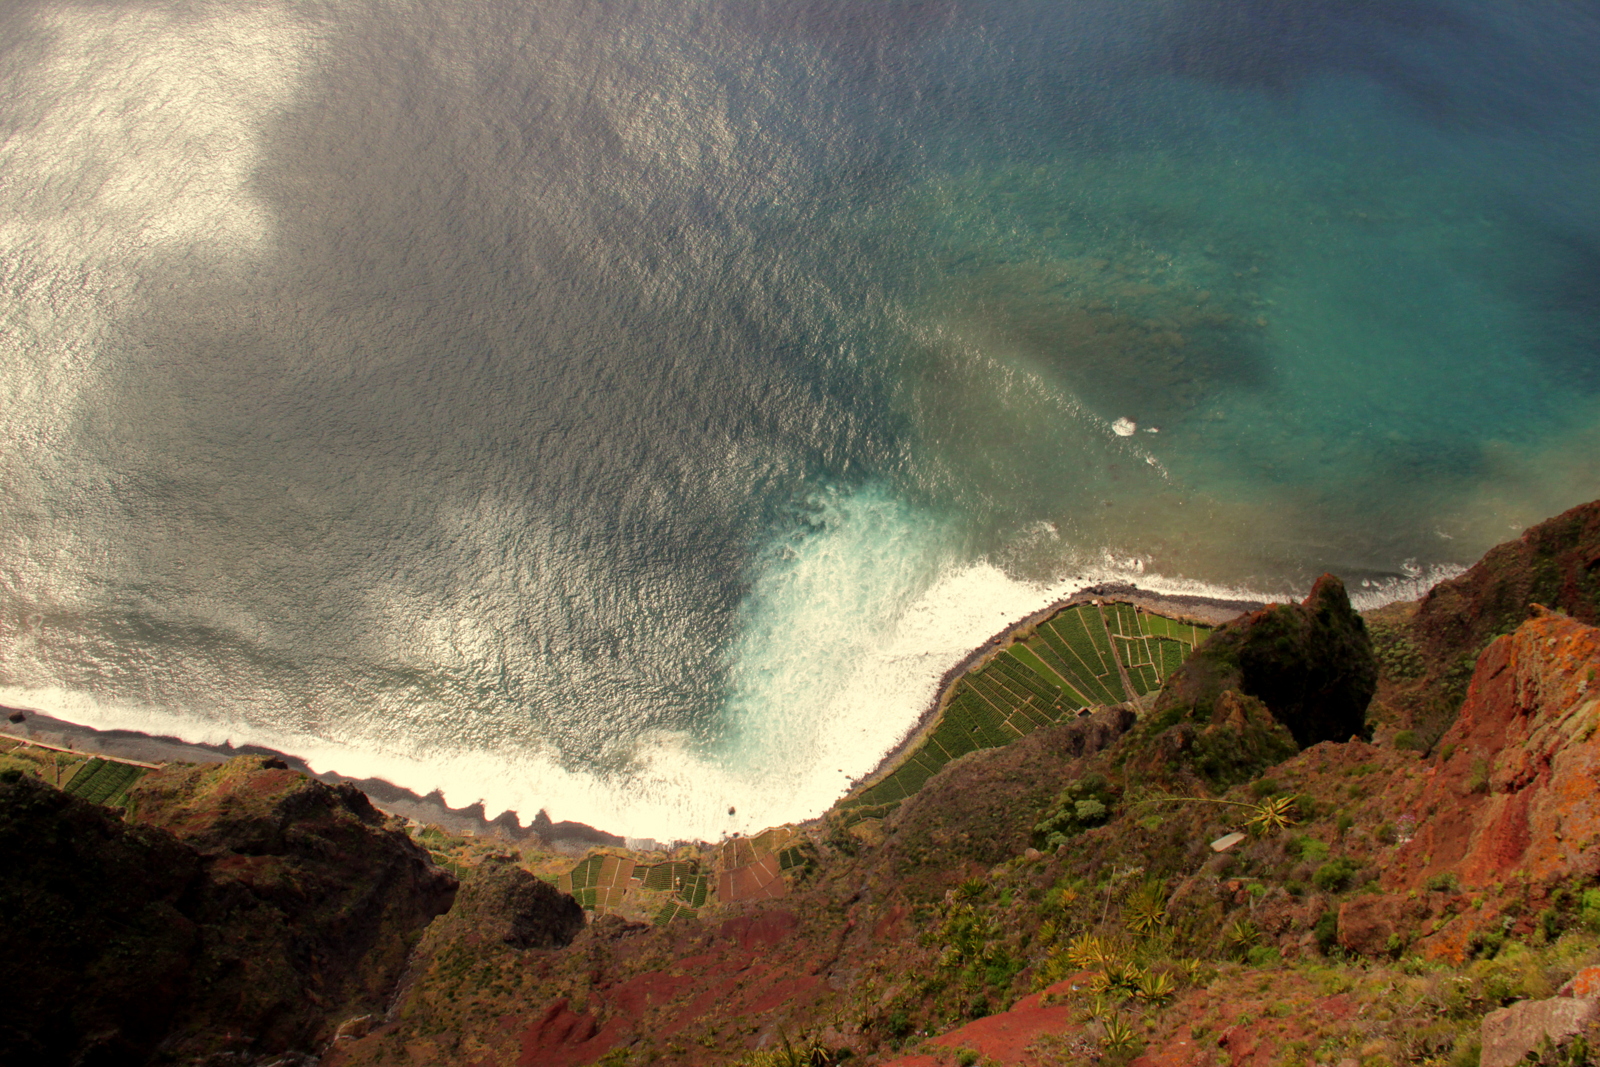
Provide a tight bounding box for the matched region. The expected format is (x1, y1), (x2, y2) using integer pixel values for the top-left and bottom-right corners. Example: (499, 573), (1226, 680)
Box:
(0, 739), (151, 810)
(557, 852), (711, 925)
(836, 601), (1210, 828)
(61, 757), (147, 808)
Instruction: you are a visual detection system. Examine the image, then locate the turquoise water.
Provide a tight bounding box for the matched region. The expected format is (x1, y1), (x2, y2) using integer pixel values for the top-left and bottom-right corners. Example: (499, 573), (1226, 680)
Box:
(1, 1), (1597, 838)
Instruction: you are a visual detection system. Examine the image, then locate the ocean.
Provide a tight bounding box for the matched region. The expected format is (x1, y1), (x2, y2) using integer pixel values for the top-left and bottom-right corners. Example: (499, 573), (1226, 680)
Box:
(2, 0), (1597, 840)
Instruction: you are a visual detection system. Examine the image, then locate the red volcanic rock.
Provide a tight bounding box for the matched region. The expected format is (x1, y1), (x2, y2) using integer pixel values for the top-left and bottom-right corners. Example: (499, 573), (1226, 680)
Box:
(1336, 894), (1429, 957)
(719, 909), (799, 951)
(518, 999), (610, 1067)
(1377, 609), (1600, 957)
(1381, 498), (1600, 742)
(507, 907), (820, 1066)
(1561, 966), (1600, 999)
(877, 979), (1085, 1067)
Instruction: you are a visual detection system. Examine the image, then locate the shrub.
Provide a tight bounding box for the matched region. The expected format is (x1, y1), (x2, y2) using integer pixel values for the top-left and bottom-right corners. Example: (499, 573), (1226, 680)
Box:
(1426, 872), (1460, 894)
(1467, 757), (1490, 795)
(1246, 944), (1283, 967)
(1298, 837), (1331, 863)
(1033, 775), (1117, 849)
(1392, 730), (1422, 752)
(1582, 889), (1600, 932)
(1313, 909), (1339, 951)
(1312, 858), (1362, 893)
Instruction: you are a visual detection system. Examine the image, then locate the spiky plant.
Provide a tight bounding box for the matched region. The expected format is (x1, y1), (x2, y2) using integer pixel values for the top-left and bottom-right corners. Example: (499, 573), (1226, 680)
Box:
(1081, 993), (1118, 1024)
(1125, 881), (1169, 934)
(1247, 795), (1298, 833)
(1102, 1015), (1140, 1053)
(1223, 917), (1259, 960)
(1066, 933), (1112, 970)
(1134, 967), (1176, 1003)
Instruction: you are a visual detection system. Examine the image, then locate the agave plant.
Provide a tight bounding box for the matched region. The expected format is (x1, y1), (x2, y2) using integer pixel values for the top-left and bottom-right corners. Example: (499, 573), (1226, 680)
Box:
(1093, 960), (1146, 998)
(1124, 881), (1169, 934)
(1065, 933), (1110, 970)
(1134, 967), (1176, 1003)
(1101, 1015), (1140, 1053)
(1081, 993), (1118, 1024)
(1246, 795), (1298, 833)
(1125, 792), (1300, 835)
(1223, 917), (1259, 959)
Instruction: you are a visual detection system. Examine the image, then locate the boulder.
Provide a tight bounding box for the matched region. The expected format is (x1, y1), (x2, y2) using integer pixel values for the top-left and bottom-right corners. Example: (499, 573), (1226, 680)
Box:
(1149, 574), (1376, 751)
(1480, 996), (1600, 1067)
(1560, 967), (1600, 999)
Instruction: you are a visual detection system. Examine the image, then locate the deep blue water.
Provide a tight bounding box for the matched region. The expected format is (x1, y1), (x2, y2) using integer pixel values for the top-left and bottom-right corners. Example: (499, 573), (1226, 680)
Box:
(2, 0), (1598, 838)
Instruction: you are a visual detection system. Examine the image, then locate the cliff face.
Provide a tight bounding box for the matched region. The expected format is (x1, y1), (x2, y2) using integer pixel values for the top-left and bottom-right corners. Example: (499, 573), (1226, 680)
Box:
(0, 771), (204, 1066)
(1372, 498), (1600, 747)
(0, 756), (458, 1067)
(10, 501), (1600, 1067)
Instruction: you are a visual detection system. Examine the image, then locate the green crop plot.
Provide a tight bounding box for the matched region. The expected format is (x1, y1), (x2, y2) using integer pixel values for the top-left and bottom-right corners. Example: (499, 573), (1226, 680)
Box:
(61, 757), (146, 808)
(837, 601), (1212, 826)
(641, 860), (697, 892)
(677, 872), (709, 908)
(559, 854), (606, 900)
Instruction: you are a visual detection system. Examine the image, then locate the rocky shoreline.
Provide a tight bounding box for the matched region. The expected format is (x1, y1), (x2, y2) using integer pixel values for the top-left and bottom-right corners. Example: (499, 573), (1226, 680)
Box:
(0, 708), (628, 851)
(1, 582), (1264, 852)
(8, 500), (1600, 1067)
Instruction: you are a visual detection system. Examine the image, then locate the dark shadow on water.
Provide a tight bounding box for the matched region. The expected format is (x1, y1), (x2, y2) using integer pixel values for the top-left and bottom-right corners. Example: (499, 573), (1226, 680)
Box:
(1152, 0), (1474, 96)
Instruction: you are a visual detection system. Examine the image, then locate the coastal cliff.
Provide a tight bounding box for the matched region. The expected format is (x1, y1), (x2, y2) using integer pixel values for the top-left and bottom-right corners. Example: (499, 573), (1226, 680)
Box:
(5, 500), (1600, 1067)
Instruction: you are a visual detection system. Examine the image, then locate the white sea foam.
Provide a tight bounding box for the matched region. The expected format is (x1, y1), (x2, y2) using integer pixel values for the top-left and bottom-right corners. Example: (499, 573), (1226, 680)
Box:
(2, 484), (1331, 842)
(1348, 563), (1466, 612)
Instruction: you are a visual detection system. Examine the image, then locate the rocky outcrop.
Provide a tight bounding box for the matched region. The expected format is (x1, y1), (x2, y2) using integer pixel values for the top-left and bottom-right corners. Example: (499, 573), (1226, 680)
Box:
(1124, 688), (1299, 792)
(1376, 498), (1600, 744)
(1149, 574), (1376, 754)
(0, 757), (457, 1066)
(451, 855), (585, 949)
(0, 771), (204, 1067)
(1383, 609), (1600, 899)
(1480, 995), (1600, 1067)
(1359, 608), (1600, 962)
(882, 705), (1136, 889)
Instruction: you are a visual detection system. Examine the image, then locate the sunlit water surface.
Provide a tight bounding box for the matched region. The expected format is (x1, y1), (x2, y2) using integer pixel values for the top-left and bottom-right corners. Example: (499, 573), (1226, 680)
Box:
(3, 1), (1598, 838)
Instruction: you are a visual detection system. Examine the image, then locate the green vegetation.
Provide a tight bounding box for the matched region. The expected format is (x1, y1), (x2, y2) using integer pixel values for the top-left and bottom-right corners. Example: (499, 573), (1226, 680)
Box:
(837, 602), (1210, 827)
(60, 756), (147, 808)
(1370, 621), (1426, 680)
(1032, 774), (1117, 849)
